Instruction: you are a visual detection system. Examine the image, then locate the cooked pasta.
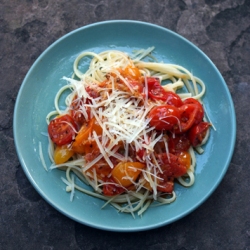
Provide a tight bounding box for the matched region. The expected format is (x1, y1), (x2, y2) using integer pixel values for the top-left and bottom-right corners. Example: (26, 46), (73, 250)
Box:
(44, 47), (210, 217)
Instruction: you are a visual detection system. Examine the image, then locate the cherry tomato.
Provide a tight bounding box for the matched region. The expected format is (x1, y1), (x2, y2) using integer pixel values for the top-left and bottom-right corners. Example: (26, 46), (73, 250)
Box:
(87, 159), (112, 180)
(79, 140), (100, 161)
(157, 177), (174, 193)
(54, 145), (74, 165)
(70, 88), (99, 125)
(168, 133), (191, 153)
(148, 105), (181, 130)
(176, 151), (191, 169)
(183, 98), (204, 125)
(102, 177), (125, 196)
(156, 153), (187, 178)
(164, 91), (183, 107)
(121, 66), (141, 81)
(70, 96), (87, 125)
(71, 119), (94, 154)
(146, 77), (183, 107)
(147, 77), (168, 101)
(48, 114), (77, 146)
(111, 161), (145, 188)
(92, 118), (103, 135)
(72, 118), (102, 155)
(156, 152), (188, 193)
(120, 66), (144, 94)
(188, 122), (210, 147)
(173, 104), (199, 133)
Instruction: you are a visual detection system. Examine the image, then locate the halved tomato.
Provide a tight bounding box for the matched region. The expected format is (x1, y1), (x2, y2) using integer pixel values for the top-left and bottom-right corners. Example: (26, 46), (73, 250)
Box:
(48, 114), (77, 146)
(148, 105), (180, 131)
(188, 122), (210, 147)
(146, 77), (183, 107)
(183, 98), (204, 125)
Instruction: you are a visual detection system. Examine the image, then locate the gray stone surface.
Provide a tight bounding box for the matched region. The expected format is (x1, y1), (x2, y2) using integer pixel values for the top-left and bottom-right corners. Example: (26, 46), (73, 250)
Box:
(1, 0), (250, 249)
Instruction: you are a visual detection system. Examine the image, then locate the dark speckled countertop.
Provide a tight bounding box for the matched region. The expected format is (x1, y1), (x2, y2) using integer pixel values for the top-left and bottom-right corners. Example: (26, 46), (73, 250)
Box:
(1, 0), (250, 249)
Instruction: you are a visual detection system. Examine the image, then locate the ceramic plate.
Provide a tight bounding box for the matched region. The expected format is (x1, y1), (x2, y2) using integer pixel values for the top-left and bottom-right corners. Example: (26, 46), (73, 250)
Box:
(13, 20), (236, 232)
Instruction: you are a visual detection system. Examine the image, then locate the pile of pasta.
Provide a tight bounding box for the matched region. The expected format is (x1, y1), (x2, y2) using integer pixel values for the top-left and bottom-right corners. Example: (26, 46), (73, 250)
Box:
(43, 47), (210, 217)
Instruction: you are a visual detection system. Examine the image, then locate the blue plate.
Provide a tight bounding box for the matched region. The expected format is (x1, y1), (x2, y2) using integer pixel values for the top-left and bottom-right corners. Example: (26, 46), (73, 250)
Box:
(13, 20), (236, 232)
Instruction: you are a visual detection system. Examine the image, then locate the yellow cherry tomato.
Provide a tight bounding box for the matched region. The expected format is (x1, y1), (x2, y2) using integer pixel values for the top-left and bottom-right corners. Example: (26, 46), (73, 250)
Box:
(72, 118), (102, 155)
(111, 162), (145, 187)
(176, 151), (191, 169)
(122, 66), (141, 81)
(54, 145), (74, 165)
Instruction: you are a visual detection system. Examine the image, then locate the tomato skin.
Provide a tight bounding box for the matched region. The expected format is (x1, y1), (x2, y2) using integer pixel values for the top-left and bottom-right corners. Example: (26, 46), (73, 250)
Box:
(54, 145), (74, 165)
(157, 178), (174, 193)
(156, 152), (189, 193)
(119, 66), (144, 94)
(168, 133), (191, 153)
(146, 77), (183, 106)
(147, 77), (166, 101)
(72, 120), (94, 154)
(121, 66), (141, 81)
(188, 122), (210, 147)
(111, 162), (145, 188)
(173, 104), (199, 133)
(102, 177), (125, 196)
(176, 151), (191, 169)
(87, 159), (112, 181)
(148, 105), (181, 131)
(48, 114), (77, 146)
(156, 153), (188, 178)
(70, 88), (99, 125)
(72, 118), (102, 155)
(163, 91), (183, 107)
(70, 96), (87, 125)
(183, 98), (204, 125)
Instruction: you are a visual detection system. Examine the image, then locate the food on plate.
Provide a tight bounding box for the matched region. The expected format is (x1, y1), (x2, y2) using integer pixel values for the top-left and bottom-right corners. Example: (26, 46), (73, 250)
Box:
(44, 47), (210, 216)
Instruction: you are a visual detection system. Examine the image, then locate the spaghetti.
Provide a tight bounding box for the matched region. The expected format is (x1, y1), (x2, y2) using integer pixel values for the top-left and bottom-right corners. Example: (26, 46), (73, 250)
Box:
(45, 47), (210, 217)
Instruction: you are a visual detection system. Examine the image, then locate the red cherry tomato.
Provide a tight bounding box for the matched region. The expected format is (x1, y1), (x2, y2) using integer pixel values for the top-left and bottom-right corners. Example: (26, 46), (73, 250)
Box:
(70, 96), (87, 125)
(102, 177), (126, 196)
(168, 133), (191, 153)
(146, 77), (183, 107)
(156, 153), (188, 178)
(183, 98), (204, 125)
(147, 77), (167, 101)
(165, 91), (183, 107)
(70, 88), (99, 125)
(188, 122), (210, 147)
(157, 177), (174, 193)
(156, 153), (187, 193)
(173, 104), (199, 133)
(48, 114), (77, 146)
(148, 105), (181, 130)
